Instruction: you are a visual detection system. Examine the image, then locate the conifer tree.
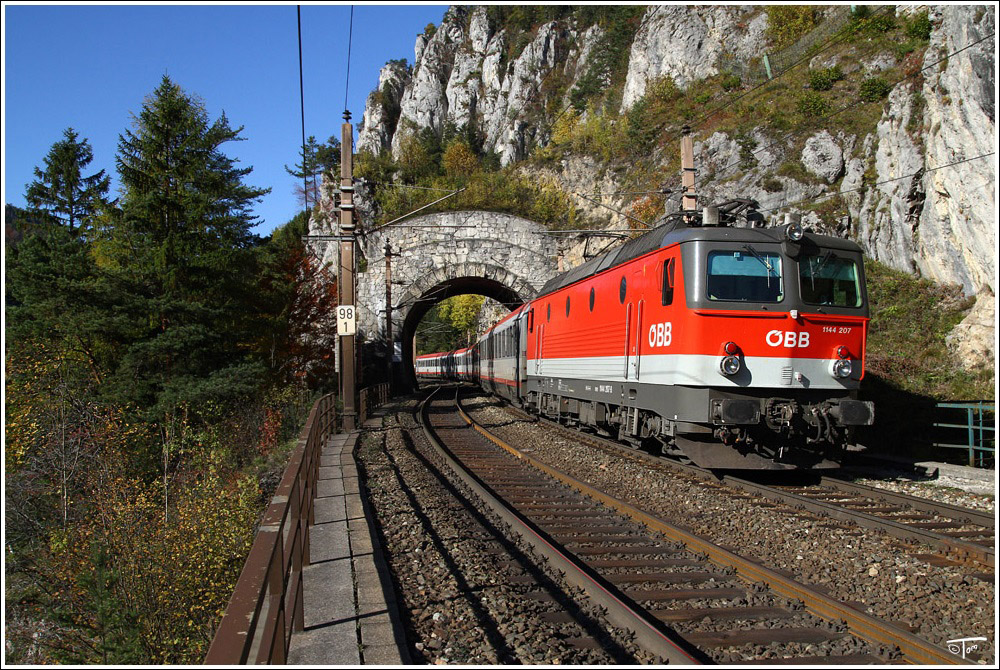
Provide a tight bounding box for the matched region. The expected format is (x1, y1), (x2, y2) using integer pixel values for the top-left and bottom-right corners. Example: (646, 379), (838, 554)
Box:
(25, 128), (110, 235)
(284, 134), (340, 208)
(102, 75), (270, 420)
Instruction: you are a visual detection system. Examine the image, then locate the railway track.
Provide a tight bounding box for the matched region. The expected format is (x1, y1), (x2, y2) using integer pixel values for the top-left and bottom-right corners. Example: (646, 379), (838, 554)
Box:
(501, 401), (994, 573)
(418, 386), (973, 665)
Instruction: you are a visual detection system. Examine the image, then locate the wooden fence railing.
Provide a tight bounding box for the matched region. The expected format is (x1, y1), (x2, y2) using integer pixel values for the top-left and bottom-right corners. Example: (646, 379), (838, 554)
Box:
(204, 393), (337, 664)
(359, 382), (390, 424)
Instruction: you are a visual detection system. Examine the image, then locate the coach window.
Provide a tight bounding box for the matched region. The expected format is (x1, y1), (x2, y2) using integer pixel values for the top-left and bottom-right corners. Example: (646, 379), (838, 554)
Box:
(619, 276), (627, 304)
(707, 249), (783, 302)
(566, 295), (571, 317)
(662, 258), (675, 306)
(589, 287), (595, 311)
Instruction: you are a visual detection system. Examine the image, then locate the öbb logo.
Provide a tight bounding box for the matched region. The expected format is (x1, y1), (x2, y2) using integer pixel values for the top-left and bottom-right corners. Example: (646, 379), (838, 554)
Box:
(648, 322), (672, 347)
(766, 330), (811, 348)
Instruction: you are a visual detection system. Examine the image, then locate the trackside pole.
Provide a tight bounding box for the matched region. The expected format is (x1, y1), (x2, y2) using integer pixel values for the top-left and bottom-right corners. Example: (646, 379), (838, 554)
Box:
(339, 111), (357, 430)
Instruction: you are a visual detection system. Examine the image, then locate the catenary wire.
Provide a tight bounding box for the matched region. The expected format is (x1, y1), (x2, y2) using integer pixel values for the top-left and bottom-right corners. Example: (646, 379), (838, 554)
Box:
(344, 5), (354, 114)
(297, 6), (309, 212)
(758, 152), (995, 213)
(705, 32), (996, 190)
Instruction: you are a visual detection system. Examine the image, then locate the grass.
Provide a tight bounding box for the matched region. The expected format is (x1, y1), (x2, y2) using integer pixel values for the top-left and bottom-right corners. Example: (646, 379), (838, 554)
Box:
(859, 260), (992, 458)
(863, 260), (987, 399)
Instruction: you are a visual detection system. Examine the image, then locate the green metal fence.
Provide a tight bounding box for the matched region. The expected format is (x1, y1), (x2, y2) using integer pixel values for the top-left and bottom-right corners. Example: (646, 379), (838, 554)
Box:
(932, 402), (995, 468)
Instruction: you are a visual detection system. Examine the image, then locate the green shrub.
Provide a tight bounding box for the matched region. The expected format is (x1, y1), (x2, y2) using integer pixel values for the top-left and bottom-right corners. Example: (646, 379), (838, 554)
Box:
(904, 11), (932, 40)
(776, 160), (818, 184)
(864, 260), (987, 399)
(762, 177), (783, 193)
(735, 132), (758, 170)
(623, 77), (682, 156)
(720, 73), (742, 91)
(859, 76), (892, 102)
(766, 6), (818, 49)
(865, 13), (896, 34)
(797, 91), (830, 116)
(567, 7), (645, 111)
(809, 66), (844, 91)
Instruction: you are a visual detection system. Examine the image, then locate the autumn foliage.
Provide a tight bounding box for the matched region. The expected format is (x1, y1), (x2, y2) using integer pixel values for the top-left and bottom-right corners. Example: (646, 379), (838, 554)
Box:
(5, 78), (333, 663)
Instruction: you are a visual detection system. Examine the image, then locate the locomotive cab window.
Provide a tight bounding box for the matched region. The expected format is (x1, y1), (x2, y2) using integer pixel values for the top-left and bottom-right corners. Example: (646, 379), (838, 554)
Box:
(707, 249), (783, 302)
(662, 258), (675, 306)
(799, 253), (862, 307)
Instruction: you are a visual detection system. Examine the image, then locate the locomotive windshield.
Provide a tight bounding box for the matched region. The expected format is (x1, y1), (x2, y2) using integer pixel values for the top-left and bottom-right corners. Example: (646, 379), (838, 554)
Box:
(799, 253), (862, 307)
(706, 249), (783, 302)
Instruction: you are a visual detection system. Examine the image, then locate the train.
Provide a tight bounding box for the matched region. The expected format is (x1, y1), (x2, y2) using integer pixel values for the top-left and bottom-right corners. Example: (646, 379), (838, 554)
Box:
(416, 203), (874, 469)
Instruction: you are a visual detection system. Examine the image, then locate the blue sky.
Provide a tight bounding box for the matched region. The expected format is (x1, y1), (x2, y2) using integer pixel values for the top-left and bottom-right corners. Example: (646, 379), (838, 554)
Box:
(3, 2), (448, 236)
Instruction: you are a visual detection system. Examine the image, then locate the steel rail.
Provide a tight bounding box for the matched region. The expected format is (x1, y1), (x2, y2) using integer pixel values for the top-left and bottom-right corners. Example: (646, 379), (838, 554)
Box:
(723, 476), (995, 569)
(518, 408), (994, 569)
(820, 476), (995, 529)
(417, 387), (702, 665)
(463, 398), (972, 665)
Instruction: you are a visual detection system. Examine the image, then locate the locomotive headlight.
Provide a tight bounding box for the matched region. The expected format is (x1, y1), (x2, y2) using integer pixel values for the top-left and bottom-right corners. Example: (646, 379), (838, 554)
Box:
(720, 355), (741, 376)
(785, 221), (804, 242)
(831, 358), (853, 379)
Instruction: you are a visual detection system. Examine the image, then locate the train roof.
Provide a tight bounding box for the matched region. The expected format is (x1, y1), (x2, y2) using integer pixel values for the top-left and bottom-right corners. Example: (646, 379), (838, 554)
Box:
(416, 346), (471, 360)
(538, 219), (864, 296)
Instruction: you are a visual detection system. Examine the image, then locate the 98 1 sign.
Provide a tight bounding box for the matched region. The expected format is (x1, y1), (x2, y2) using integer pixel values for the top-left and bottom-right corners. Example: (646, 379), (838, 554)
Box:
(337, 305), (356, 336)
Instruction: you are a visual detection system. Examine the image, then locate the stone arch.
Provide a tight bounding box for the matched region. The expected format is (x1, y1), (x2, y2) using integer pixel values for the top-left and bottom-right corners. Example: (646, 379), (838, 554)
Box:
(397, 261), (537, 388)
(308, 209), (566, 390)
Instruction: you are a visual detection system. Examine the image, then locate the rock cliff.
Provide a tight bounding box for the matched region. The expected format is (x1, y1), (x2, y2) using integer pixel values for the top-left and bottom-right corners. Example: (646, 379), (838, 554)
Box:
(351, 5), (995, 368)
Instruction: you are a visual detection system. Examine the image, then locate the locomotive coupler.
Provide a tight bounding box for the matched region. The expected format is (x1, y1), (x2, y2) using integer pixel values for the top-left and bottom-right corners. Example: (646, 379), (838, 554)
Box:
(764, 398), (798, 430)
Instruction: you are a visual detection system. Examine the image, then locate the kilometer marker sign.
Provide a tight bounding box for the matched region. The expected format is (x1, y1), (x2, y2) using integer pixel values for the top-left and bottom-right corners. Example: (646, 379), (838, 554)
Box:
(337, 305), (356, 336)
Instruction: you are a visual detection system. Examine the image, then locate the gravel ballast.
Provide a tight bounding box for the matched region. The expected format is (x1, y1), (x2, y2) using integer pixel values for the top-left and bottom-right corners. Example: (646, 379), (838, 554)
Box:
(356, 403), (668, 664)
(462, 393), (995, 665)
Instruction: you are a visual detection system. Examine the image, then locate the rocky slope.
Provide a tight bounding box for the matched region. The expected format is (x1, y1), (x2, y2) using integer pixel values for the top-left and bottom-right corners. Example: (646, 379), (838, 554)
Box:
(353, 5), (995, 368)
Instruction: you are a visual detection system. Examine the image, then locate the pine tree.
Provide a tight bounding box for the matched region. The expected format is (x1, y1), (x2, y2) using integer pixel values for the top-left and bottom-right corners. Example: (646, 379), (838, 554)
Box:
(101, 75), (270, 421)
(285, 134), (340, 208)
(25, 128), (110, 236)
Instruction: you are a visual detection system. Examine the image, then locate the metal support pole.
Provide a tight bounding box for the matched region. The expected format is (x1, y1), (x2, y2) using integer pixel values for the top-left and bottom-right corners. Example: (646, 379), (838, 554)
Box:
(681, 125), (697, 221)
(968, 406), (975, 466)
(339, 111), (357, 430)
(385, 241), (394, 392)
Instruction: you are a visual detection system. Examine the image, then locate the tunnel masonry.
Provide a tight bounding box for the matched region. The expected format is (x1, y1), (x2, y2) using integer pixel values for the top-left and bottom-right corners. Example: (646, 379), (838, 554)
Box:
(307, 209), (567, 385)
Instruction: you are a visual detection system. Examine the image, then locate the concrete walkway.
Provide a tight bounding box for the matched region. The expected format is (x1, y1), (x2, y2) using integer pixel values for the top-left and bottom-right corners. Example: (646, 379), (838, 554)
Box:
(288, 425), (409, 665)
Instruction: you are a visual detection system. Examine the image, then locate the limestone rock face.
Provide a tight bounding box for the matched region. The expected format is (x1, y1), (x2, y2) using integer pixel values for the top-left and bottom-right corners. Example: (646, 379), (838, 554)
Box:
(620, 5), (767, 110)
(357, 60), (411, 156)
(801, 131), (845, 184)
(856, 84), (927, 277)
(911, 5), (995, 295)
(380, 7), (580, 165)
(390, 7), (469, 154)
(946, 288), (996, 371)
(354, 5), (995, 341)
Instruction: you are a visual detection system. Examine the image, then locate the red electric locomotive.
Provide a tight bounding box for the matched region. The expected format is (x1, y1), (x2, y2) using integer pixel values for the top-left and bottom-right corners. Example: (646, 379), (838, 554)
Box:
(421, 203), (874, 469)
